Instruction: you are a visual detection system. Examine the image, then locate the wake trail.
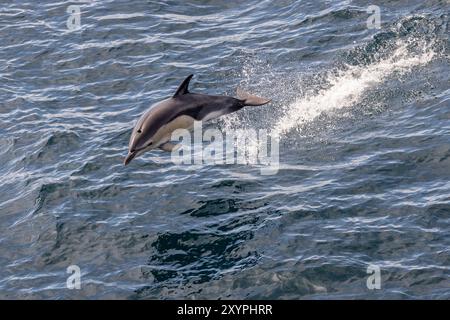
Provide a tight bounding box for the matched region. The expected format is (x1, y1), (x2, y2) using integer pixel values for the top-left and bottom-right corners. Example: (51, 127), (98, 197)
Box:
(271, 40), (436, 137)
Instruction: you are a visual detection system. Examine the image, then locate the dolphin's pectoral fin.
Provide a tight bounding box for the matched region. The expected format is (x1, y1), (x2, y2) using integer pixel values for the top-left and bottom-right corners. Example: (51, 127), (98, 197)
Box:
(173, 74), (194, 97)
(159, 142), (180, 152)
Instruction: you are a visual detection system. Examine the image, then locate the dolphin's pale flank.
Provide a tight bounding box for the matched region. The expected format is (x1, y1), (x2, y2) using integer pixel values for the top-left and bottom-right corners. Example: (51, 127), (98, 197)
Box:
(124, 74), (271, 165)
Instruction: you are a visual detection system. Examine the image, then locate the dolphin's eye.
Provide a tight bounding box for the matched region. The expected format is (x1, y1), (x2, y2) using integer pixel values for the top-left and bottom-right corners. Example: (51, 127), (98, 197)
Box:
(137, 129), (142, 133)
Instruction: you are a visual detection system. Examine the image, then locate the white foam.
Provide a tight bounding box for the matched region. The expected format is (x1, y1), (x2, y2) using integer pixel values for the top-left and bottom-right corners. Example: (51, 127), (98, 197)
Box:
(219, 39), (437, 160)
(272, 40), (436, 136)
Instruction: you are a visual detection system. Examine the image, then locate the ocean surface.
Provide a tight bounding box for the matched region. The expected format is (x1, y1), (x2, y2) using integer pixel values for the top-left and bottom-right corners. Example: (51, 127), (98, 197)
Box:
(0, 0), (449, 299)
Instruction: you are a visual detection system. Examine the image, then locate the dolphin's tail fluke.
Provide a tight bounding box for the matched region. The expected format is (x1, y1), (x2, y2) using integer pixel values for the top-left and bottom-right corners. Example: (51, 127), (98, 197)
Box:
(237, 88), (271, 106)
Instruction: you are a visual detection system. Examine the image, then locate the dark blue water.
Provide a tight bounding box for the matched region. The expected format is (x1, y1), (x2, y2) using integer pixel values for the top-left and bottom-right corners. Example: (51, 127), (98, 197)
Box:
(0, 0), (449, 299)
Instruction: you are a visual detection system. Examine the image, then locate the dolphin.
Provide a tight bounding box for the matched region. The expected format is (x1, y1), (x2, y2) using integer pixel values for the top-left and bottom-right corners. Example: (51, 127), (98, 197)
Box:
(124, 74), (270, 165)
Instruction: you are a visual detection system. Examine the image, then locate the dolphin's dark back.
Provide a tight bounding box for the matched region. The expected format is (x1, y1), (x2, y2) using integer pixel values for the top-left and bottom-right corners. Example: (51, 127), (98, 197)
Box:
(156, 74), (270, 125)
(171, 93), (243, 122)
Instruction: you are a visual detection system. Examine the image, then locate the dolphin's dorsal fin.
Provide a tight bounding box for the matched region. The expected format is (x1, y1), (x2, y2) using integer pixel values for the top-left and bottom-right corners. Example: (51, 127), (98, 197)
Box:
(173, 74), (194, 97)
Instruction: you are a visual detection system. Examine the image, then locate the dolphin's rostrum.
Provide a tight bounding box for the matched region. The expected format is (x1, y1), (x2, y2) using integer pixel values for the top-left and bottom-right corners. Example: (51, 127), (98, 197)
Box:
(124, 74), (271, 165)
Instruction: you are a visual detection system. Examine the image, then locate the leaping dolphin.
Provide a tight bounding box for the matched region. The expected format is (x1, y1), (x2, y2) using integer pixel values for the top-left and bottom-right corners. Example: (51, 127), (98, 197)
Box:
(124, 74), (271, 165)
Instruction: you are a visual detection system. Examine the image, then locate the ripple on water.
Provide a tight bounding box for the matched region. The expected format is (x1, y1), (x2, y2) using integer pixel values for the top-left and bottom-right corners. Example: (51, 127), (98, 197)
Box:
(0, 1), (449, 299)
